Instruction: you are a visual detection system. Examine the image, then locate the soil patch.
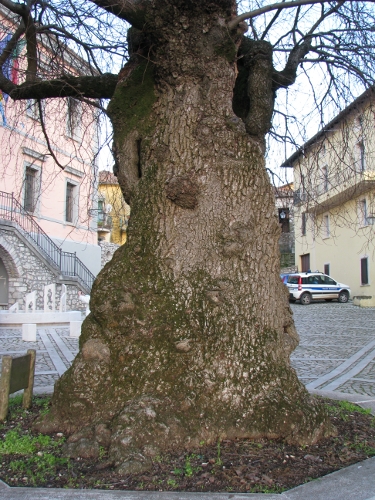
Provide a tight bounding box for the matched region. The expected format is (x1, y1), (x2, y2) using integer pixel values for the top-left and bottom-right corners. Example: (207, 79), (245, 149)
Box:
(0, 395), (374, 493)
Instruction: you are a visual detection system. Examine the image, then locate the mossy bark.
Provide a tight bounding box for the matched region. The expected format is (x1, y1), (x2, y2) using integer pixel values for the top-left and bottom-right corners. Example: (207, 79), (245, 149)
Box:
(35, 0), (333, 472)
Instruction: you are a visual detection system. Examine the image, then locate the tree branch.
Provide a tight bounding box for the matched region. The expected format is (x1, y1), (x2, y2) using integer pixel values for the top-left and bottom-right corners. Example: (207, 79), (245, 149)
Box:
(88, 0), (148, 29)
(0, 73), (118, 100)
(229, 0), (364, 30)
(272, 1), (346, 89)
(273, 36), (312, 89)
(0, 0), (27, 16)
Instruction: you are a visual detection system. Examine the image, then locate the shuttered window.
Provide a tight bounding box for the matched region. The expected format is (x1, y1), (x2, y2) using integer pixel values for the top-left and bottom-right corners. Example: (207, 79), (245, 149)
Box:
(361, 257), (369, 285)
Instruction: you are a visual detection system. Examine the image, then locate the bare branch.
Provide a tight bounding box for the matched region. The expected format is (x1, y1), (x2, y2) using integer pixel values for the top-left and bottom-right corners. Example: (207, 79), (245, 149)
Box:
(89, 0), (147, 28)
(37, 98), (67, 170)
(229, 0), (372, 30)
(0, 0), (26, 16)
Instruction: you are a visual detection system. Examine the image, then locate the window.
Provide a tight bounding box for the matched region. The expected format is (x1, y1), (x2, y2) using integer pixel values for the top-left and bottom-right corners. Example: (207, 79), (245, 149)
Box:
(301, 212), (306, 236)
(67, 97), (81, 141)
(65, 182), (76, 223)
(320, 275), (336, 285)
(318, 143), (326, 159)
(359, 199), (368, 226)
(321, 166), (329, 193)
(361, 257), (369, 285)
(24, 166), (37, 212)
(323, 214), (330, 238)
(278, 208), (290, 233)
(357, 142), (366, 172)
(324, 263), (330, 276)
(26, 99), (43, 121)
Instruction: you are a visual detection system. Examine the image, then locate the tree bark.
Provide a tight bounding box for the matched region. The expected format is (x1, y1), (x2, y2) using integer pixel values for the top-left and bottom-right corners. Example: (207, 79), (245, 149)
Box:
(35, 0), (332, 473)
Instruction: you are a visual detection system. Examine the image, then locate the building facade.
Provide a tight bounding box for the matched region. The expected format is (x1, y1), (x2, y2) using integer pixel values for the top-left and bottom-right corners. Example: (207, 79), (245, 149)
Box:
(97, 170), (130, 246)
(283, 88), (375, 306)
(0, 8), (100, 309)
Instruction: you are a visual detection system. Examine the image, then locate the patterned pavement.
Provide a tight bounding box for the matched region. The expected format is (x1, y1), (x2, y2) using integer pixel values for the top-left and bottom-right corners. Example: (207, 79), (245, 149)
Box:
(0, 326), (79, 394)
(0, 302), (374, 397)
(291, 302), (375, 397)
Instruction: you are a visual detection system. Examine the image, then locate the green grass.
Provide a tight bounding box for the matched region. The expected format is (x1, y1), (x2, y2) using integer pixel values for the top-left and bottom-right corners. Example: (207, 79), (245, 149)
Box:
(0, 396), (67, 485)
(0, 429), (59, 455)
(325, 399), (372, 421)
(349, 437), (375, 457)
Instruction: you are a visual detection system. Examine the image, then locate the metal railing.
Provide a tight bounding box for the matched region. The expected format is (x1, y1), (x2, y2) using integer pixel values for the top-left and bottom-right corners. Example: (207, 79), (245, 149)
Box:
(97, 211), (112, 230)
(0, 191), (95, 291)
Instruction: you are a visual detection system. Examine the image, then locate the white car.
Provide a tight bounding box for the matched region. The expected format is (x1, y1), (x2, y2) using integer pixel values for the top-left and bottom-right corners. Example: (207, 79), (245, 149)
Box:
(287, 272), (351, 305)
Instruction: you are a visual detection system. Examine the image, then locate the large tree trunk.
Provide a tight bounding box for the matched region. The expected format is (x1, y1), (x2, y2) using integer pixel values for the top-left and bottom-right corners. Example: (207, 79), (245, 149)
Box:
(36, 0), (332, 472)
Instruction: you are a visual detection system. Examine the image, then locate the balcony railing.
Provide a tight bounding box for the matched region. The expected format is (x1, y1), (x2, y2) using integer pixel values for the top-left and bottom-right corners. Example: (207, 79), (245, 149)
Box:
(97, 211), (112, 231)
(295, 163), (375, 208)
(0, 191), (95, 292)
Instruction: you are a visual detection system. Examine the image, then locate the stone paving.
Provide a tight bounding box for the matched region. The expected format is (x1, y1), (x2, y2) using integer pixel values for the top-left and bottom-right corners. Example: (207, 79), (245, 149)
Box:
(0, 325), (79, 394)
(0, 302), (374, 397)
(291, 302), (375, 397)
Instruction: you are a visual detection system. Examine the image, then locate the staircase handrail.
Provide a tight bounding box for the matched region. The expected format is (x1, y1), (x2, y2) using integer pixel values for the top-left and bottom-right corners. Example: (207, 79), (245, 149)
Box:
(0, 191), (94, 291)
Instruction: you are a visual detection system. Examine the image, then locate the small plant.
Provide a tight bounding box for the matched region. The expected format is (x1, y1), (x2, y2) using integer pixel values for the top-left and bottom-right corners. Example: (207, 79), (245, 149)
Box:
(34, 397), (51, 417)
(325, 399), (372, 421)
(0, 429), (52, 455)
(216, 440), (222, 465)
(172, 467), (183, 476)
(167, 478), (178, 487)
(8, 394), (24, 407)
(350, 438), (375, 457)
(98, 446), (107, 460)
(184, 455), (194, 476)
(183, 454), (201, 476)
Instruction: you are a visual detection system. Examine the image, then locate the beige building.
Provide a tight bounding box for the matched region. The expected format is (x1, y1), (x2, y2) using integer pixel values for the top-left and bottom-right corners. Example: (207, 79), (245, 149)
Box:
(97, 171), (130, 245)
(282, 88), (375, 306)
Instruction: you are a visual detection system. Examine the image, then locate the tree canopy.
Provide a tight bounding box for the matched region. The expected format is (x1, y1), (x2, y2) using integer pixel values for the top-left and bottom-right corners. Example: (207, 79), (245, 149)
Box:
(1, 0), (375, 148)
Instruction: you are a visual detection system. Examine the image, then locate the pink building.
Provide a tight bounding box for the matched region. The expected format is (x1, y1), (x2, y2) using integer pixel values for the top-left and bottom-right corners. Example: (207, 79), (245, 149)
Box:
(0, 9), (100, 309)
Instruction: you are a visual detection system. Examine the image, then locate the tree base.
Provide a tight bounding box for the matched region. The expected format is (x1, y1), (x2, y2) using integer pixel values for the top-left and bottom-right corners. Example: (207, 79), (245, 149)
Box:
(34, 370), (334, 472)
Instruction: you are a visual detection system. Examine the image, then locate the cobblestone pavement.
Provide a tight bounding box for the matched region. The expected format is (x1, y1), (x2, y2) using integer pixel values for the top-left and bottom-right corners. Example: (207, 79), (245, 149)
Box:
(0, 302), (374, 398)
(291, 302), (375, 397)
(0, 326), (79, 394)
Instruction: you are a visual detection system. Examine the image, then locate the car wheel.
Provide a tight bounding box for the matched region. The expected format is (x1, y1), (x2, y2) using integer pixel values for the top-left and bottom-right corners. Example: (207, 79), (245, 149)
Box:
(338, 291), (349, 303)
(300, 292), (311, 305)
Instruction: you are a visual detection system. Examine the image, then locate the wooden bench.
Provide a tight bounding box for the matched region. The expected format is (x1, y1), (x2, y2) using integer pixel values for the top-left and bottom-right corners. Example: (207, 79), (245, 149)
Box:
(0, 349), (36, 421)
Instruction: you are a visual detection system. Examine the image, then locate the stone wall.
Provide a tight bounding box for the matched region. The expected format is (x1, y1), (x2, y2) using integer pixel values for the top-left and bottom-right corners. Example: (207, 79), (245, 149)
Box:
(99, 241), (120, 268)
(0, 223), (85, 312)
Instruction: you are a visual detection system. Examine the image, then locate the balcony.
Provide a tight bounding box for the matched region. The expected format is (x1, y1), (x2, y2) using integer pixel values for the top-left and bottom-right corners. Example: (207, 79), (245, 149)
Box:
(97, 212), (112, 232)
(296, 164), (375, 215)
